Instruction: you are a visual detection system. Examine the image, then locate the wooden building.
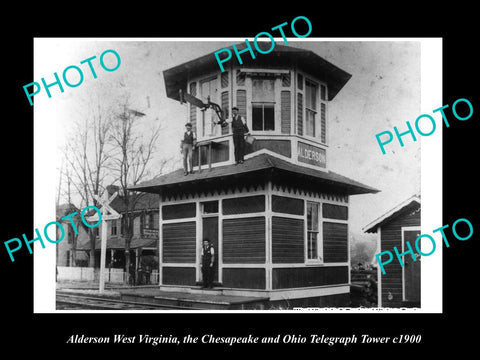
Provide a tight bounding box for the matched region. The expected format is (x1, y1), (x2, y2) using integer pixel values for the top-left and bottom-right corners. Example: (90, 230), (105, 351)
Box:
(363, 195), (421, 308)
(56, 193), (160, 280)
(130, 43), (379, 307)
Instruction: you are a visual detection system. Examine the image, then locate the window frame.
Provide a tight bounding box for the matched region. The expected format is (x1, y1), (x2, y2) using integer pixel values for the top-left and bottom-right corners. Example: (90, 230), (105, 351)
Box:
(305, 78), (318, 138)
(298, 73), (329, 144)
(199, 75), (219, 138)
(111, 219), (118, 236)
(252, 102), (275, 131)
(306, 201), (323, 263)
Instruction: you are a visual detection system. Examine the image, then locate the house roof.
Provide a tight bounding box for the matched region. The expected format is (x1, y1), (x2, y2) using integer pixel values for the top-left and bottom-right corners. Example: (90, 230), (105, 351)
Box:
(362, 194), (421, 233)
(109, 192), (160, 213)
(76, 236), (157, 250)
(129, 153), (379, 196)
(163, 43), (352, 102)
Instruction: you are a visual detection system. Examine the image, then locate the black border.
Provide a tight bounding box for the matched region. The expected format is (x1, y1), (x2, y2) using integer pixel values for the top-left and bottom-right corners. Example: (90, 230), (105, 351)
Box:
(3, 6), (478, 355)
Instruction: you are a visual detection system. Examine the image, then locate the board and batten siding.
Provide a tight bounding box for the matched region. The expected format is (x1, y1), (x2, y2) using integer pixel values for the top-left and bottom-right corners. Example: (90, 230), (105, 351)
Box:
(380, 208), (421, 307)
(162, 267), (196, 286)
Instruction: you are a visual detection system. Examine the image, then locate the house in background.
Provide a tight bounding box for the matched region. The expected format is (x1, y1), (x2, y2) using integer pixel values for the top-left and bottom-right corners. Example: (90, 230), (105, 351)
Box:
(363, 194), (421, 308)
(129, 43), (379, 307)
(56, 191), (160, 284)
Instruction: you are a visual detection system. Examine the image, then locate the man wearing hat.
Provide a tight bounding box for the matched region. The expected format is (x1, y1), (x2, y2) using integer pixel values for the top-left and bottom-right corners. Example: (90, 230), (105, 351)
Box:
(180, 122), (196, 175)
(200, 238), (215, 289)
(226, 107), (249, 164)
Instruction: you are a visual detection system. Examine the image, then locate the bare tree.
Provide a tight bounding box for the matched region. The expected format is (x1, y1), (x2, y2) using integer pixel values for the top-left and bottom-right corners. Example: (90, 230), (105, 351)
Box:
(108, 100), (163, 283)
(62, 94), (113, 267)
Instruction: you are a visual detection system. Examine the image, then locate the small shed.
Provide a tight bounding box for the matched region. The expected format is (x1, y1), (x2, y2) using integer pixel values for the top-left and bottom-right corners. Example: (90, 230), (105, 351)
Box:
(363, 195), (421, 308)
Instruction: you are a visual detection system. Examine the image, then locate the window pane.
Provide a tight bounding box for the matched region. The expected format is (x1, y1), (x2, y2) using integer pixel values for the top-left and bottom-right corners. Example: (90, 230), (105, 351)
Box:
(252, 105), (263, 131)
(320, 85), (326, 100)
(264, 105), (275, 130)
(305, 80), (317, 110)
(307, 202), (319, 231)
(306, 109), (315, 137)
(308, 232), (317, 259)
(252, 78), (274, 102)
(252, 104), (275, 131)
(202, 201), (218, 214)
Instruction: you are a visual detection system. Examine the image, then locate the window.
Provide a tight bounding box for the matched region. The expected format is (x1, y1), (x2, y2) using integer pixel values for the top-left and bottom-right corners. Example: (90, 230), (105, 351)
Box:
(252, 78), (275, 131)
(111, 219), (117, 236)
(252, 104), (275, 131)
(305, 79), (318, 137)
(307, 202), (321, 261)
(201, 201), (219, 214)
(148, 212), (155, 229)
(200, 77), (218, 137)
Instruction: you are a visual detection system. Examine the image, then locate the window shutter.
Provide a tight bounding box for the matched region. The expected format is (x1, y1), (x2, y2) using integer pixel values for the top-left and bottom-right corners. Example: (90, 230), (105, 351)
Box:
(281, 90), (291, 134)
(297, 93), (303, 135)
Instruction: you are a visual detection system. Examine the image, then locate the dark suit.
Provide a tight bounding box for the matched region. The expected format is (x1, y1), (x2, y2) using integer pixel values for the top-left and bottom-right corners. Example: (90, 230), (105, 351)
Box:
(231, 115), (248, 162)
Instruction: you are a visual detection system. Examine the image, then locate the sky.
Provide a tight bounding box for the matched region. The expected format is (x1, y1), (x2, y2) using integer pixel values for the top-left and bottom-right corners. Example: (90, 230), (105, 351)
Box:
(35, 38), (430, 242)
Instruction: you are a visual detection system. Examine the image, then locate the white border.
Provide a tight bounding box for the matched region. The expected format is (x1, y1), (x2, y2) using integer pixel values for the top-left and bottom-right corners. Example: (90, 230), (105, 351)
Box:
(33, 37), (442, 314)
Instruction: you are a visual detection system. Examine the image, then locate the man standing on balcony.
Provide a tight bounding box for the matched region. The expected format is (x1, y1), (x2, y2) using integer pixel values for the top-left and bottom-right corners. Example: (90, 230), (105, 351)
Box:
(180, 122), (196, 175)
(226, 107), (249, 164)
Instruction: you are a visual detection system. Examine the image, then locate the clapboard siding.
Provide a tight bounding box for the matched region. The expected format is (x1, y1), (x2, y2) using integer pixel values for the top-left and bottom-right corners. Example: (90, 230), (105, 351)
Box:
(323, 222), (348, 263)
(223, 195), (265, 215)
(323, 203), (348, 220)
(281, 90), (291, 134)
(222, 268), (266, 289)
(272, 266), (348, 289)
(380, 206), (420, 307)
(162, 202), (196, 220)
(162, 222), (196, 263)
(223, 217), (266, 263)
(272, 216), (304, 263)
(162, 267), (196, 286)
(272, 195), (304, 216)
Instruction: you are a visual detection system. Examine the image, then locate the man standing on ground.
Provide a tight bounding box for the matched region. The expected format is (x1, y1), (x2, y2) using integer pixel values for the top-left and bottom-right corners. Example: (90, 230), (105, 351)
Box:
(201, 238), (215, 289)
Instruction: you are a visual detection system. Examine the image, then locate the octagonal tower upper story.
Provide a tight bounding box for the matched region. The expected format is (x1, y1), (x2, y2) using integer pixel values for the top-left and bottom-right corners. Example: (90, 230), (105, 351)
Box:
(163, 43), (351, 172)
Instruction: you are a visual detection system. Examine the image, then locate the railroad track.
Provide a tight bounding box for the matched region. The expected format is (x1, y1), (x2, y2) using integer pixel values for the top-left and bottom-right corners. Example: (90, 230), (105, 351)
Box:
(56, 293), (201, 310)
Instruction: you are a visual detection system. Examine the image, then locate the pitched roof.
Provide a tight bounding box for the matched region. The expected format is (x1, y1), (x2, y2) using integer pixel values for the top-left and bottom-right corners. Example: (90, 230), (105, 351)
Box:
(163, 43), (351, 102)
(109, 192), (160, 213)
(76, 235), (157, 250)
(362, 194), (421, 233)
(129, 153), (379, 196)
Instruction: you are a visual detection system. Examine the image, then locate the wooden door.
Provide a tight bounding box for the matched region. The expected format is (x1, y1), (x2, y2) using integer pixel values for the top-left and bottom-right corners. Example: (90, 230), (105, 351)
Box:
(202, 216), (219, 283)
